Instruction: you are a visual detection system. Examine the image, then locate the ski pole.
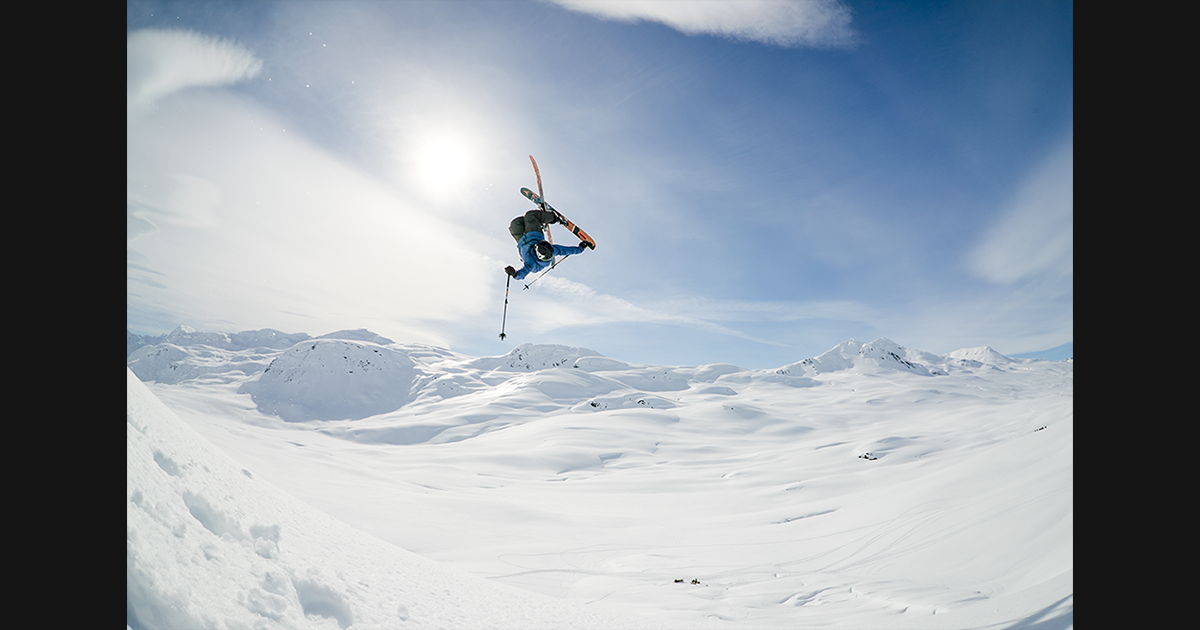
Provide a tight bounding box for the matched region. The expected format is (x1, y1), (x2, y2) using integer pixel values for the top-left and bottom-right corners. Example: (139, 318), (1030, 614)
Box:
(499, 274), (512, 340)
(523, 255), (570, 290)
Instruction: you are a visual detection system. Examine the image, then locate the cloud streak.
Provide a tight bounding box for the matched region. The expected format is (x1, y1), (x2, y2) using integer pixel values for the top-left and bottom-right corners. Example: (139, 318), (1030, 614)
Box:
(126, 85), (497, 346)
(970, 131), (1073, 286)
(538, 275), (782, 344)
(549, 0), (859, 48)
(128, 28), (263, 110)
(512, 274), (881, 355)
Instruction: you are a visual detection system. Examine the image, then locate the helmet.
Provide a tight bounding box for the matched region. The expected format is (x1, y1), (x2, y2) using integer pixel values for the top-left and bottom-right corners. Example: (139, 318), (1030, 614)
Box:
(535, 240), (554, 261)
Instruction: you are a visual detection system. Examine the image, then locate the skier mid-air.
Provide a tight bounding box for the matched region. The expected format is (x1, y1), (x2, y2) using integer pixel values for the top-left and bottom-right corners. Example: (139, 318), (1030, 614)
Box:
(504, 208), (594, 280)
(498, 155), (598, 340)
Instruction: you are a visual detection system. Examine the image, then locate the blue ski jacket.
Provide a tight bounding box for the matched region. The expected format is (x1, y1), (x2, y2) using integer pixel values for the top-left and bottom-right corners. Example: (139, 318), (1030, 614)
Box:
(513, 231), (585, 280)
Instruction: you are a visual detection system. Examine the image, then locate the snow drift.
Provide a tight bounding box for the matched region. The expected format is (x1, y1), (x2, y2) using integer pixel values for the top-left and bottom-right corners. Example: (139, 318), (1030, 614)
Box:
(239, 339), (421, 421)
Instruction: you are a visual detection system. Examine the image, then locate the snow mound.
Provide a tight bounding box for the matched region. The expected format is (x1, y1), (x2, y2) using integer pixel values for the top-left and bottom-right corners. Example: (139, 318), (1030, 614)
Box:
(466, 343), (603, 372)
(317, 328), (395, 345)
(127, 342), (276, 385)
(572, 355), (632, 372)
(580, 392), (679, 411)
(240, 340), (421, 421)
(610, 366), (691, 392)
(683, 362), (746, 382)
(127, 343), (202, 384)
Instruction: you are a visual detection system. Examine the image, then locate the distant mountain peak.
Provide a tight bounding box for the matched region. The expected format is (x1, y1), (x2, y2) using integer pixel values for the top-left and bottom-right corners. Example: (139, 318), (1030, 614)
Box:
(947, 346), (1015, 365)
(778, 337), (974, 377)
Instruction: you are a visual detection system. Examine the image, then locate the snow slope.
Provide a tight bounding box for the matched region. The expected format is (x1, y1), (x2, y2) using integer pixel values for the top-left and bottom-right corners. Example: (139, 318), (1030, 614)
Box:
(129, 329), (1072, 629)
(128, 368), (674, 629)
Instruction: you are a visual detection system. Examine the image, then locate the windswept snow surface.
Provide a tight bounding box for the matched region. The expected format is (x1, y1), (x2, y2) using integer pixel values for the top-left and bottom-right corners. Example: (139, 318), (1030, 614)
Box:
(129, 330), (1073, 629)
(128, 368), (671, 630)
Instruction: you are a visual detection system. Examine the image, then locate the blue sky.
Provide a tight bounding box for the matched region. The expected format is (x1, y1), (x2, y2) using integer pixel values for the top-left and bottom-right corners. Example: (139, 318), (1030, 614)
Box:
(127, 0), (1073, 368)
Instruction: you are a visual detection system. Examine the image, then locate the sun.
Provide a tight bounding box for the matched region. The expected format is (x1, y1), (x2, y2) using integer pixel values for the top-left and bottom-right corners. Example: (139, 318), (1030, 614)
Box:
(412, 132), (475, 197)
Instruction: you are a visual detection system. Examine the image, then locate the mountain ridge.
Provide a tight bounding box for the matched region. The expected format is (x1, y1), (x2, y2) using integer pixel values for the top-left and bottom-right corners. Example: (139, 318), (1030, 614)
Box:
(127, 326), (1062, 424)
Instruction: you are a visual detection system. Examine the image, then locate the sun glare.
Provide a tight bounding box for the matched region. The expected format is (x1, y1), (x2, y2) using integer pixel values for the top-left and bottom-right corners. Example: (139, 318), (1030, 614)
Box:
(412, 133), (474, 196)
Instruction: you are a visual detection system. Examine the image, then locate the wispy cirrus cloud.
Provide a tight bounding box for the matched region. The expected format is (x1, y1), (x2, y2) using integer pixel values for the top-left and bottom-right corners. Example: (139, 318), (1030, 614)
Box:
(548, 0), (859, 48)
(128, 28), (263, 110)
(970, 130), (1073, 286)
(519, 273), (878, 353)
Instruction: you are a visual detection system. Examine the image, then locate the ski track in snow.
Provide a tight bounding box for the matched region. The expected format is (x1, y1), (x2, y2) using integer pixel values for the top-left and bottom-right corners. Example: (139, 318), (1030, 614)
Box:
(129, 329), (1072, 629)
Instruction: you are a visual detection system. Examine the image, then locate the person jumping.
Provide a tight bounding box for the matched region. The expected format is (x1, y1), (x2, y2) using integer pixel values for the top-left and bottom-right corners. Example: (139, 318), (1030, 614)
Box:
(504, 208), (593, 280)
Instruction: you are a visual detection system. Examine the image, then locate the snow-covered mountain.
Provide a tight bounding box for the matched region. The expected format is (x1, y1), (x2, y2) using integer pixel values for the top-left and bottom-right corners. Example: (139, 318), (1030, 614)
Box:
(775, 338), (950, 376)
(128, 328), (1073, 629)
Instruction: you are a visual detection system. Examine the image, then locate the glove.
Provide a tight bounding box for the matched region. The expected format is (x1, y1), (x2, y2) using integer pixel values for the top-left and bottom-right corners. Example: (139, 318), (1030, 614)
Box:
(505, 265), (518, 277)
(580, 241), (594, 250)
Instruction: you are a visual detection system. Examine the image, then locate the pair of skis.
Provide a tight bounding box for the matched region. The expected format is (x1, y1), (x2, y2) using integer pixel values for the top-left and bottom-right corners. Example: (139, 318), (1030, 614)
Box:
(522, 155), (596, 250)
(499, 156), (596, 340)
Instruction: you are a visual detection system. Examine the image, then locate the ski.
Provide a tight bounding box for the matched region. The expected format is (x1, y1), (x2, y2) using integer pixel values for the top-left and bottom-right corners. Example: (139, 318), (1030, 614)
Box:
(520, 186), (596, 249)
(529, 155), (546, 211)
(528, 155), (556, 265)
(523, 156), (596, 249)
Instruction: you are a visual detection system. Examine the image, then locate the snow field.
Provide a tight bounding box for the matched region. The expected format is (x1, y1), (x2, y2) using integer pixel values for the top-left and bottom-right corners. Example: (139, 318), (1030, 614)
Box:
(128, 368), (675, 629)
(130, 329), (1072, 628)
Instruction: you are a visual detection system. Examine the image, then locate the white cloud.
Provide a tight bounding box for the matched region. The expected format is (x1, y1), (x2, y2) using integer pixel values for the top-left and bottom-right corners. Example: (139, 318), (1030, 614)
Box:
(126, 88), (496, 344)
(128, 28), (263, 110)
(549, 0), (858, 48)
(970, 131), (1073, 285)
